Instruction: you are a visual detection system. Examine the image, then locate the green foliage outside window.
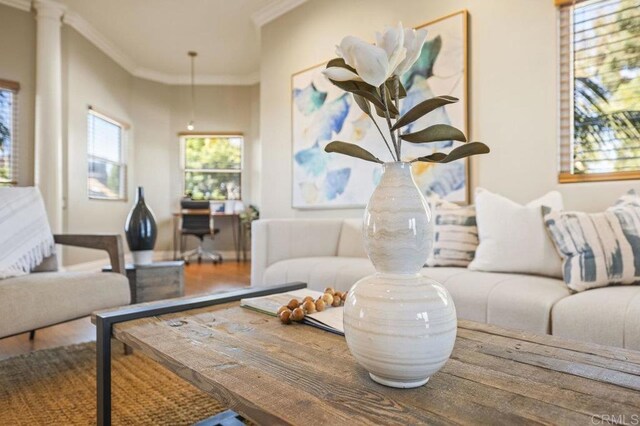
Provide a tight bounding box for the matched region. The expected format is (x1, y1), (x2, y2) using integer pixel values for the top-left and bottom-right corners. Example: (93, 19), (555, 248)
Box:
(184, 136), (242, 200)
(573, 0), (640, 174)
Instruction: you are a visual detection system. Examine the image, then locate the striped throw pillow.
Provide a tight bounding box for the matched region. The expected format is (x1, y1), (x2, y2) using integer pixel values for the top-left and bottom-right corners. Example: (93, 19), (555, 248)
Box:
(426, 201), (478, 267)
(543, 200), (640, 292)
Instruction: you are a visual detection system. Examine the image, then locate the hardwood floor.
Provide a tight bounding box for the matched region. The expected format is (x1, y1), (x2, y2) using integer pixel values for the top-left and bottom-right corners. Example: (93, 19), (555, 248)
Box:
(0, 261), (250, 361)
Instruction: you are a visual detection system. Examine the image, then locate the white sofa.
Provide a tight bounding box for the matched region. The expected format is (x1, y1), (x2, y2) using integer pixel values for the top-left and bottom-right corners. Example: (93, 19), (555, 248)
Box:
(252, 218), (640, 351)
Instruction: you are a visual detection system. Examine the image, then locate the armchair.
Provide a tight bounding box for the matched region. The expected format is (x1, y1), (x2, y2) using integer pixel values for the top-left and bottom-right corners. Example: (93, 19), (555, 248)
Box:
(0, 234), (131, 340)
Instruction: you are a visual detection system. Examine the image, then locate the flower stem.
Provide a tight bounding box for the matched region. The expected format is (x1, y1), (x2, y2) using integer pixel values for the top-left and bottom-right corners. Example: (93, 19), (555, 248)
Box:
(382, 83), (400, 160)
(393, 78), (402, 160)
(369, 115), (396, 161)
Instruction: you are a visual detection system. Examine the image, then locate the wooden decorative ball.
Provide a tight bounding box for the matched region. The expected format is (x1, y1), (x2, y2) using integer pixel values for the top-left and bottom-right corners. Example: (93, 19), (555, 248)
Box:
(302, 300), (316, 314)
(291, 307), (305, 322)
(279, 309), (292, 324)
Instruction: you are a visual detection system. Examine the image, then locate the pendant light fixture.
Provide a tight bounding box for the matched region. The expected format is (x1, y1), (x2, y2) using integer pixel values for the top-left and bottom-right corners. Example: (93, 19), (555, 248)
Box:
(187, 51), (197, 131)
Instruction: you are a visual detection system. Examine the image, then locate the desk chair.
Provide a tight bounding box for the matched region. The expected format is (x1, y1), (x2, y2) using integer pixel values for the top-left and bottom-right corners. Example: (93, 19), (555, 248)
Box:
(180, 200), (223, 265)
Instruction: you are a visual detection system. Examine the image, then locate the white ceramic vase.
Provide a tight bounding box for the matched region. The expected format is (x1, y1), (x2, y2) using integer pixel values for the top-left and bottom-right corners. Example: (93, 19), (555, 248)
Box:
(343, 162), (457, 388)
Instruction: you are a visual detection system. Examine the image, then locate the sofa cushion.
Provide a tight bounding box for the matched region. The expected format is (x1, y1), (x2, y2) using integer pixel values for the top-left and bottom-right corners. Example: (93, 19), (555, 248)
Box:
(544, 205), (640, 292)
(337, 219), (366, 258)
(469, 188), (563, 278)
(0, 271), (130, 338)
(552, 286), (640, 350)
(263, 257), (375, 292)
(427, 269), (570, 334)
(426, 201), (478, 267)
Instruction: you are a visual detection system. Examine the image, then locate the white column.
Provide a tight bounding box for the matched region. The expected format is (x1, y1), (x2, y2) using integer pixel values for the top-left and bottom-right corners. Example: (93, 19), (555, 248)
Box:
(33, 0), (66, 233)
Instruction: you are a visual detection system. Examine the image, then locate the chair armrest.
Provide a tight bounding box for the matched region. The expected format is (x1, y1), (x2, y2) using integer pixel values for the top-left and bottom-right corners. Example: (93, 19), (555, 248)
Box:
(53, 234), (126, 275)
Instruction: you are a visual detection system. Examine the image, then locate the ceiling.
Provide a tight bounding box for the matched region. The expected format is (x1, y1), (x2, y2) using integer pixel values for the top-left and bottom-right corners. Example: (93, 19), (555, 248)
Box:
(54, 0), (306, 85)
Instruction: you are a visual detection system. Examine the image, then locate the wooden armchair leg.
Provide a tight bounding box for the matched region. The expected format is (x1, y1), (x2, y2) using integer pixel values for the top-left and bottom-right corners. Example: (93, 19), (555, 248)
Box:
(29, 330), (36, 340)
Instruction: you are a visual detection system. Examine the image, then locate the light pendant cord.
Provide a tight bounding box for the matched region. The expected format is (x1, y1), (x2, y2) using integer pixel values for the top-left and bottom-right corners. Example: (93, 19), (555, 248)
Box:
(188, 51), (197, 130)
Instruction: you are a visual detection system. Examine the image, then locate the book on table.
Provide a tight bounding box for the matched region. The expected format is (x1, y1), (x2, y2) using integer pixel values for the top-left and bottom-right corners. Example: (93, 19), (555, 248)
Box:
(240, 289), (344, 335)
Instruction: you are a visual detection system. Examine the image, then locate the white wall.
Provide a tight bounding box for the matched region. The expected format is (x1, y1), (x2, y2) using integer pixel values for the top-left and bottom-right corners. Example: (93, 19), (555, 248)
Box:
(62, 27), (135, 264)
(259, 0), (638, 219)
(0, 4), (35, 187)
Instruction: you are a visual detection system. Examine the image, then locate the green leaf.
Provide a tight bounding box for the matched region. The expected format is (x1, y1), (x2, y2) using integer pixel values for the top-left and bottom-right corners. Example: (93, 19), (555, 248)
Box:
(401, 124), (467, 143)
(329, 80), (386, 112)
(385, 78), (407, 99)
(382, 88), (399, 117)
(324, 141), (383, 164)
(352, 94), (371, 116)
(412, 142), (490, 163)
(391, 96), (458, 131)
(326, 57), (357, 74)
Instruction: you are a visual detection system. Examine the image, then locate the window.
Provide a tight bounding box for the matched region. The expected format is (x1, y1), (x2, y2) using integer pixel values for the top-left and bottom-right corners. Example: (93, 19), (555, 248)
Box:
(182, 134), (243, 200)
(0, 80), (19, 186)
(558, 0), (640, 182)
(87, 108), (127, 200)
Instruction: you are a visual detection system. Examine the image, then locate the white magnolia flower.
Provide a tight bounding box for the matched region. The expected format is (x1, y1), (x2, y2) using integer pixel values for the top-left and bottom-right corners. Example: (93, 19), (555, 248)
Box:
(322, 23), (425, 86)
(322, 35), (390, 87)
(395, 27), (428, 76)
(375, 23), (407, 78)
(322, 65), (363, 83)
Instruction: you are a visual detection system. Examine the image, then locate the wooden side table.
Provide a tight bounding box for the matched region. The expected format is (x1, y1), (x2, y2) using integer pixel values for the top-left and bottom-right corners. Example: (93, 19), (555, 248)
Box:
(103, 261), (184, 304)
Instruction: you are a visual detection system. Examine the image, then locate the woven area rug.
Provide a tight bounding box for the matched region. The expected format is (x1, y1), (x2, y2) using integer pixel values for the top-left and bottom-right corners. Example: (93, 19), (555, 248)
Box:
(0, 342), (226, 425)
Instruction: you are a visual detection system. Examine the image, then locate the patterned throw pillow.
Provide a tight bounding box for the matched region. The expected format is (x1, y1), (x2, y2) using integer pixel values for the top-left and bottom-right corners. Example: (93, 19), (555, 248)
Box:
(426, 200), (478, 267)
(543, 194), (640, 292)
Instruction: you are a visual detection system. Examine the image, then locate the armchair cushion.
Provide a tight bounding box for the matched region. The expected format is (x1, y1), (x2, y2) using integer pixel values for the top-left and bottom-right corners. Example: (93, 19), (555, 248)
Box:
(0, 271), (130, 338)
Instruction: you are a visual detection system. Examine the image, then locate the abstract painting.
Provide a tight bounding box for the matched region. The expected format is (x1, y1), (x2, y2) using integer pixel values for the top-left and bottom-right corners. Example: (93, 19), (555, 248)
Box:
(292, 10), (468, 209)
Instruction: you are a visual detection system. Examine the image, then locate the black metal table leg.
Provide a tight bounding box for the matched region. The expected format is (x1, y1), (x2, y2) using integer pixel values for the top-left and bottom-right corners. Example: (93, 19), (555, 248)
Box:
(96, 316), (112, 426)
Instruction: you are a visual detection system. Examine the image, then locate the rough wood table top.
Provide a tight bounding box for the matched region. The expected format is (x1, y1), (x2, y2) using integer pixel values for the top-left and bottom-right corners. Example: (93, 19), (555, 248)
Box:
(113, 302), (640, 425)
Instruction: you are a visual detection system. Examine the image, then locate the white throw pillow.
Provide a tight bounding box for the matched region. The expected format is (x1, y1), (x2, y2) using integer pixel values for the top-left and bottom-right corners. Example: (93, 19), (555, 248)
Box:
(468, 188), (564, 277)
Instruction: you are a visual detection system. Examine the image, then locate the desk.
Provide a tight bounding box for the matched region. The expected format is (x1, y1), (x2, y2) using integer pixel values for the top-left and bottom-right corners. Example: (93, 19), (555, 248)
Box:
(172, 210), (241, 262)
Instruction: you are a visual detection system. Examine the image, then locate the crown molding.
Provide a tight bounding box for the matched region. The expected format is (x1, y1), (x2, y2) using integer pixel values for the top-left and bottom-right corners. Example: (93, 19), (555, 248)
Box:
(133, 68), (260, 86)
(251, 0), (307, 28)
(1, 0), (260, 86)
(63, 10), (138, 73)
(0, 0), (31, 12)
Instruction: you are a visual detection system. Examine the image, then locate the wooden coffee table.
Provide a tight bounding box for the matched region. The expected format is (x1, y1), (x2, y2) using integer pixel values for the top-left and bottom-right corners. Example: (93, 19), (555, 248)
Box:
(94, 284), (640, 425)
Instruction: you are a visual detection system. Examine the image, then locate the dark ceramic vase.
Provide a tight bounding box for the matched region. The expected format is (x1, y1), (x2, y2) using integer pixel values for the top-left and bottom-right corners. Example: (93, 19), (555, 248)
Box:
(124, 187), (157, 264)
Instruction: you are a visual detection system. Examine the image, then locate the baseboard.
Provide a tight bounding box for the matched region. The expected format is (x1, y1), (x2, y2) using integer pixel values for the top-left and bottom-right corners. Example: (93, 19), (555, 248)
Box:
(63, 250), (248, 272)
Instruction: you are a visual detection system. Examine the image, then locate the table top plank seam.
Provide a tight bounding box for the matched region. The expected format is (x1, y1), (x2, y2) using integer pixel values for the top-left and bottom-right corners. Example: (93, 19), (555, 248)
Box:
(452, 337), (640, 408)
(458, 320), (640, 364)
(442, 356), (640, 418)
(457, 328), (640, 376)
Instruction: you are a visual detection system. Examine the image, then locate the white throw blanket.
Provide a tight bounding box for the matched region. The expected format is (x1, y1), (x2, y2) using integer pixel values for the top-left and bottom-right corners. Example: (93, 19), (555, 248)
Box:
(0, 187), (55, 279)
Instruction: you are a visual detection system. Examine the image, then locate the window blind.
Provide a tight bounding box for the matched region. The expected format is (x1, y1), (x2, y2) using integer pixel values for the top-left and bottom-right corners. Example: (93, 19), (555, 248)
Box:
(558, 0), (640, 180)
(0, 85), (18, 185)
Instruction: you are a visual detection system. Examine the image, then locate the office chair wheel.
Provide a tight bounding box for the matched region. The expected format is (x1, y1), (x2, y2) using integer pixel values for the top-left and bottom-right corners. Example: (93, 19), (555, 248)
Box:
(197, 256), (202, 264)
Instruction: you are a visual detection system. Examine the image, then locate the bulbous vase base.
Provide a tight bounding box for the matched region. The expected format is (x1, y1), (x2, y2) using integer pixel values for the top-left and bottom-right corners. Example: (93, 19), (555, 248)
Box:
(343, 273), (457, 389)
(369, 373), (430, 389)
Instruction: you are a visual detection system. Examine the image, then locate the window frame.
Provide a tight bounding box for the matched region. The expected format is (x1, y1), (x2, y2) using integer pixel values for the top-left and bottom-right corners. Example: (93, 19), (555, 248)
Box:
(179, 132), (244, 201)
(557, 0), (640, 183)
(0, 79), (20, 186)
(87, 107), (128, 201)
